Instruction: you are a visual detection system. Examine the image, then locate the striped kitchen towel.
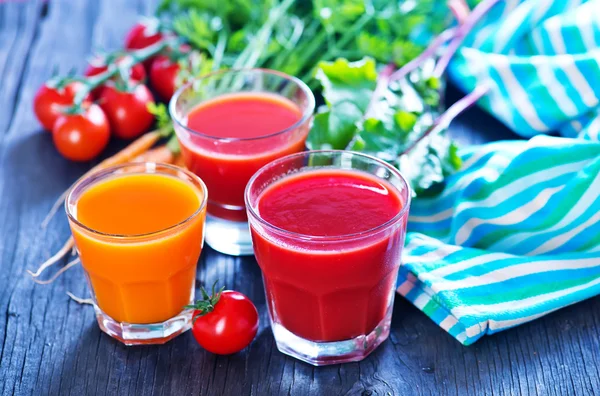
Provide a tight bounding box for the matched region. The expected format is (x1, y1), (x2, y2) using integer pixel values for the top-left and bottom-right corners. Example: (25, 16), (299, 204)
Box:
(397, 0), (600, 344)
(448, 0), (600, 139)
(399, 136), (600, 345)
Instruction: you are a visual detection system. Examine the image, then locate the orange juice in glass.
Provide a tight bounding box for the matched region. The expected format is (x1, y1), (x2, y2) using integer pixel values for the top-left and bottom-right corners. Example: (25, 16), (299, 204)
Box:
(66, 163), (207, 345)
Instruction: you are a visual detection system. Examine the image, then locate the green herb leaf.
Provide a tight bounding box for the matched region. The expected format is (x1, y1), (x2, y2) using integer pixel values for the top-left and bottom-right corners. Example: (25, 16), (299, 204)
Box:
(315, 57), (377, 111)
(310, 56), (460, 196)
(356, 32), (391, 64)
(307, 103), (361, 150)
(147, 102), (174, 137)
(313, 0), (365, 33)
(398, 131), (461, 196)
(394, 110), (418, 132)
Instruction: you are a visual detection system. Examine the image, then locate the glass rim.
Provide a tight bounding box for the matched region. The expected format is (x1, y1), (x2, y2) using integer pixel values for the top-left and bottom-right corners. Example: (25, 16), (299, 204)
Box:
(169, 68), (316, 142)
(65, 162), (208, 240)
(245, 150), (412, 242)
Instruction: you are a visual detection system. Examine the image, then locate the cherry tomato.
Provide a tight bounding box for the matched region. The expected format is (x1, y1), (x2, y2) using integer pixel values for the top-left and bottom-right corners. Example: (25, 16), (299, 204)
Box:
(150, 44), (191, 101)
(85, 56), (146, 82)
(124, 19), (164, 69)
(190, 290), (259, 355)
(98, 83), (154, 140)
(149, 55), (180, 101)
(52, 104), (110, 162)
(84, 56), (147, 99)
(124, 20), (163, 50)
(33, 82), (90, 131)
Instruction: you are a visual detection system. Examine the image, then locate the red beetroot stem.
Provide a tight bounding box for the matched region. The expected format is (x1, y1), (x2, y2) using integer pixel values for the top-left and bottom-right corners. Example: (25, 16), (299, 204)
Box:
(401, 83), (490, 156)
(364, 62), (396, 118)
(448, 0), (471, 25)
(433, 0), (503, 78)
(389, 27), (457, 83)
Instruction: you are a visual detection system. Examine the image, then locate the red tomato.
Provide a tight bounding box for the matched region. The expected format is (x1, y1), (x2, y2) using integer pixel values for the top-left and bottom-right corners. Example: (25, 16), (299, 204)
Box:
(124, 19), (164, 69)
(149, 55), (180, 101)
(52, 104), (110, 162)
(85, 56), (147, 99)
(190, 290), (259, 355)
(85, 56), (146, 82)
(150, 45), (191, 101)
(33, 82), (90, 131)
(124, 20), (162, 50)
(98, 83), (154, 140)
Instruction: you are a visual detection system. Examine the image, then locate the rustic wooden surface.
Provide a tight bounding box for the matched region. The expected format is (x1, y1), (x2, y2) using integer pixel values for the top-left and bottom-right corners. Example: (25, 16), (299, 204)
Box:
(1, 1), (600, 395)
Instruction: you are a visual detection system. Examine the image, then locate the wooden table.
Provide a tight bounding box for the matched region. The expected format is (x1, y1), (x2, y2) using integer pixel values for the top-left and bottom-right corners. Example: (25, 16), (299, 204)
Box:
(2, 1), (600, 394)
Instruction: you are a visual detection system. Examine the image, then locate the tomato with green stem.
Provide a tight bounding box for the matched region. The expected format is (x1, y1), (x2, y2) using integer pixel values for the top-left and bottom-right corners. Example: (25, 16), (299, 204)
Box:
(187, 283), (259, 355)
(33, 81), (91, 131)
(124, 18), (164, 68)
(124, 19), (163, 50)
(85, 55), (146, 83)
(149, 44), (190, 101)
(98, 82), (155, 140)
(52, 104), (110, 162)
(149, 54), (180, 101)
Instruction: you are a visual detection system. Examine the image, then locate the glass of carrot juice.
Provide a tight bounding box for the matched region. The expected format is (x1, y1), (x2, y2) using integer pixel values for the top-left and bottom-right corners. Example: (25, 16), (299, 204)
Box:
(170, 69), (314, 256)
(245, 151), (411, 365)
(66, 163), (207, 345)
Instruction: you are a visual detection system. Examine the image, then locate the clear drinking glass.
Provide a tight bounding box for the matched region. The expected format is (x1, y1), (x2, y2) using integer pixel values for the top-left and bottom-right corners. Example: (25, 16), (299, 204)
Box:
(170, 68), (314, 256)
(245, 150), (411, 366)
(66, 163), (207, 345)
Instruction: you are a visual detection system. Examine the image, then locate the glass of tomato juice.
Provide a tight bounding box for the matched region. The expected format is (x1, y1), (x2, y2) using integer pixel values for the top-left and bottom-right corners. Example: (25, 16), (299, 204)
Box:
(66, 163), (207, 345)
(245, 151), (411, 365)
(170, 69), (314, 256)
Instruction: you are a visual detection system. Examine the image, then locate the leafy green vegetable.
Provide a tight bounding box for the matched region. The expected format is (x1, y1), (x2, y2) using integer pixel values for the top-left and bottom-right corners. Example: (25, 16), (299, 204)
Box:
(147, 102), (174, 137)
(316, 57), (376, 109)
(308, 57), (460, 195)
(158, 0), (451, 81)
(155, 0), (462, 196)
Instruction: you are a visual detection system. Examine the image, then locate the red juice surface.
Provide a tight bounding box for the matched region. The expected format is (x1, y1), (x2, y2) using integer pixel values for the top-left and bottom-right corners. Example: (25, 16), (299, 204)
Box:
(179, 92), (308, 221)
(251, 169), (406, 342)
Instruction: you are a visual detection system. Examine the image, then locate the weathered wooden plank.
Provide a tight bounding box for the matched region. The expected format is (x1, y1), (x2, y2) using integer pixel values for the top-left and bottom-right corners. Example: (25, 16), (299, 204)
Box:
(0, 0), (101, 394)
(0, 0), (45, 137)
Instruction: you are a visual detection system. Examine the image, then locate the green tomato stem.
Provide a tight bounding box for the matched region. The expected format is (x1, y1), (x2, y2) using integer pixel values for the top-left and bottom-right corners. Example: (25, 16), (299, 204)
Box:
(73, 39), (169, 106)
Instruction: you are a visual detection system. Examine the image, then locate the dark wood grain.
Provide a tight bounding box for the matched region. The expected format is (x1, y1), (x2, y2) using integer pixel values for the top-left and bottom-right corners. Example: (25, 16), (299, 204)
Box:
(1, 1), (599, 395)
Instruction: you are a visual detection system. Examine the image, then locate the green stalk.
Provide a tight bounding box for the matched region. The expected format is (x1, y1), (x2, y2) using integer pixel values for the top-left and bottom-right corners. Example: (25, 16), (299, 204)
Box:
(334, 13), (374, 51)
(73, 39), (169, 106)
(212, 29), (228, 71)
(214, 0), (296, 91)
(298, 13), (374, 83)
(287, 29), (328, 78)
(233, 0), (296, 70)
(267, 16), (315, 71)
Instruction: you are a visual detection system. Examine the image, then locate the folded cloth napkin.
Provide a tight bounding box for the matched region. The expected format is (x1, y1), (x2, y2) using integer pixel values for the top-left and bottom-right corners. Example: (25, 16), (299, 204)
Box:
(399, 137), (600, 344)
(398, 0), (600, 344)
(449, 0), (600, 139)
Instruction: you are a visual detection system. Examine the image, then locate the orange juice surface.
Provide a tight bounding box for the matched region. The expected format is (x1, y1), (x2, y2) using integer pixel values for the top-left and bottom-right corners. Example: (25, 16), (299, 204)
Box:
(69, 173), (206, 324)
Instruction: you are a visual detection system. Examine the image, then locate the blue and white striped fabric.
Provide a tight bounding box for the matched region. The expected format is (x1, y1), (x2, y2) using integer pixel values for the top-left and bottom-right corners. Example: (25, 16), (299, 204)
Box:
(448, 0), (600, 139)
(397, 0), (600, 345)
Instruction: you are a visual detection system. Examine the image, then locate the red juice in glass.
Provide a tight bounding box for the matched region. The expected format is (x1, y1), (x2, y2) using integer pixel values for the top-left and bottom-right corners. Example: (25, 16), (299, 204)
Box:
(246, 151), (411, 366)
(181, 93), (306, 220)
(171, 69), (314, 256)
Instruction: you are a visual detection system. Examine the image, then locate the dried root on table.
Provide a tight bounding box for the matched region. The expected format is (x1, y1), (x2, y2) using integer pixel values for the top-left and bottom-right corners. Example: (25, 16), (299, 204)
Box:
(29, 130), (185, 294)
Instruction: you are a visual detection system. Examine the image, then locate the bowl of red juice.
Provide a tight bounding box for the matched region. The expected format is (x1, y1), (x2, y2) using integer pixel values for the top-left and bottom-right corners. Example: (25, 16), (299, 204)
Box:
(170, 69), (315, 256)
(245, 150), (411, 366)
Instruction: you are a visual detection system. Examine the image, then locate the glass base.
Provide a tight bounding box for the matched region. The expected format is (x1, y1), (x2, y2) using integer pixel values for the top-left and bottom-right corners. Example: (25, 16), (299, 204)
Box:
(271, 310), (392, 366)
(205, 214), (254, 256)
(94, 306), (192, 346)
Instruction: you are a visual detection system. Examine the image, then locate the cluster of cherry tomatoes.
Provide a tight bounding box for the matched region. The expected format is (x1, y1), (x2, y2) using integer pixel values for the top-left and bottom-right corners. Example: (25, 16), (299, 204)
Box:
(33, 20), (185, 162)
(35, 21), (261, 355)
